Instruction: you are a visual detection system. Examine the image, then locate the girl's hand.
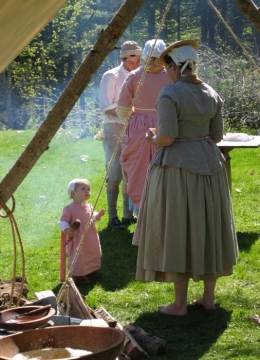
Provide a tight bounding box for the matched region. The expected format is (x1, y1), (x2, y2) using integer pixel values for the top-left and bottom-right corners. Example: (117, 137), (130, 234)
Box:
(99, 209), (105, 217)
(96, 208), (106, 220)
(64, 228), (75, 239)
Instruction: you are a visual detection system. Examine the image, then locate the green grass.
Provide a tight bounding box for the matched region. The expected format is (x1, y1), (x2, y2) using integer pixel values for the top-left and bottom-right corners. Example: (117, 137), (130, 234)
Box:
(1, 130), (260, 359)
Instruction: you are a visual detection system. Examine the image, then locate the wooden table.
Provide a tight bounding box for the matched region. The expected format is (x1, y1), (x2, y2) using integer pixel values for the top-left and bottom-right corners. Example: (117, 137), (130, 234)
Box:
(218, 135), (260, 190)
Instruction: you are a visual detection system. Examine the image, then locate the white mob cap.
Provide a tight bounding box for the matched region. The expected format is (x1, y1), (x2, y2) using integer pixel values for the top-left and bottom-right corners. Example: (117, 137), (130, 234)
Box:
(67, 178), (89, 196)
(142, 39), (166, 61)
(168, 45), (199, 76)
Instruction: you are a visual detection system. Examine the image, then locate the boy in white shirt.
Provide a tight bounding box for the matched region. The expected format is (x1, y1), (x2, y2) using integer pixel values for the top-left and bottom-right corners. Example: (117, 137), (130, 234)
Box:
(99, 41), (141, 229)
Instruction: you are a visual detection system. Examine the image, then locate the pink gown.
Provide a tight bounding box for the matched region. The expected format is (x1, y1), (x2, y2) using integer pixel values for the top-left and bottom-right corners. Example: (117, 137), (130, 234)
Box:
(60, 202), (102, 277)
(117, 67), (170, 209)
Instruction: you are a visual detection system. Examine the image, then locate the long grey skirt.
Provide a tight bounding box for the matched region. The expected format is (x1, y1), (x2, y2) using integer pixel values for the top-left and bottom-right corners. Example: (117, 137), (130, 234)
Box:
(133, 164), (239, 282)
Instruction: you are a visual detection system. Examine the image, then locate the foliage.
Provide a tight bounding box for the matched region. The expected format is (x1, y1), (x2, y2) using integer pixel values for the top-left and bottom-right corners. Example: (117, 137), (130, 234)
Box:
(0, 131), (260, 359)
(199, 46), (260, 132)
(0, 0), (260, 132)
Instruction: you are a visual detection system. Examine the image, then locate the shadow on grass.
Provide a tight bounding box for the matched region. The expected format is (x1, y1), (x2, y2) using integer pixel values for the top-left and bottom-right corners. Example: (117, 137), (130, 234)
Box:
(134, 304), (232, 360)
(237, 231), (259, 252)
(53, 225), (138, 295)
(53, 228), (260, 297)
(94, 225), (138, 290)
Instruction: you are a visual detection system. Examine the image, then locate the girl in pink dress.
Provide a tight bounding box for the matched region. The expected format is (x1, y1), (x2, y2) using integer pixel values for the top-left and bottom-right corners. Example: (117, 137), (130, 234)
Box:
(116, 39), (171, 210)
(58, 178), (105, 284)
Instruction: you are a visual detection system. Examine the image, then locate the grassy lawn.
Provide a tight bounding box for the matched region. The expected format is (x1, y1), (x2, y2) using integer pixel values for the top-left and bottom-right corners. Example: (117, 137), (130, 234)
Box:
(0, 130), (260, 359)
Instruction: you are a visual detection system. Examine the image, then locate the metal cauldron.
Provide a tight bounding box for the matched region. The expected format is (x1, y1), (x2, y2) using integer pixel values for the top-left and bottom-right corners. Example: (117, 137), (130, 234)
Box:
(0, 325), (125, 360)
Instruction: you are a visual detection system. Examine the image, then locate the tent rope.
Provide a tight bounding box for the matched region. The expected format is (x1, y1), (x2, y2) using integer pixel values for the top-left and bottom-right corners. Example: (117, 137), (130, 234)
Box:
(0, 196), (26, 308)
(206, 0), (260, 72)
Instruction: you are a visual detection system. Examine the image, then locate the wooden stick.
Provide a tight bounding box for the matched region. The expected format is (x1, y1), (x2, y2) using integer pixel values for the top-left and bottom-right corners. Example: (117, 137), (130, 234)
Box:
(60, 231), (66, 282)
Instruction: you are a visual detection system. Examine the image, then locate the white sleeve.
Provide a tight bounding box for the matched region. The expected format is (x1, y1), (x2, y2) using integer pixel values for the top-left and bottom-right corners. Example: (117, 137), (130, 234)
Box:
(99, 73), (117, 113)
(92, 211), (99, 222)
(58, 221), (70, 231)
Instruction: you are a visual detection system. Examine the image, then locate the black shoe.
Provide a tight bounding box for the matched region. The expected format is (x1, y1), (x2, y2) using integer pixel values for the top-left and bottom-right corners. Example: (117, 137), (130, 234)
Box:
(109, 217), (125, 230)
(122, 215), (137, 225)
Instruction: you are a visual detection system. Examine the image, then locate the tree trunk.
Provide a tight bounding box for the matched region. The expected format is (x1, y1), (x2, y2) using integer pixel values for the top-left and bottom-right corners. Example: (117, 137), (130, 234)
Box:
(252, 25), (260, 52)
(234, 0), (260, 33)
(147, 3), (155, 39)
(0, 0), (146, 204)
(177, 0), (181, 40)
(200, 0), (208, 45)
(208, 0), (217, 50)
(1, 67), (14, 129)
(219, 0), (227, 45)
(232, 1), (244, 52)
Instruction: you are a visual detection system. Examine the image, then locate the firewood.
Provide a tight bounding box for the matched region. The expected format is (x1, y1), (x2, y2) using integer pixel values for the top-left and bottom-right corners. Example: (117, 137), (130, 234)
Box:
(93, 306), (117, 328)
(123, 327), (148, 359)
(59, 277), (92, 319)
(124, 324), (167, 357)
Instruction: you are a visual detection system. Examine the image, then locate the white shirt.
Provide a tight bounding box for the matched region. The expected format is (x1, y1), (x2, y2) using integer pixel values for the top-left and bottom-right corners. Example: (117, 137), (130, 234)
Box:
(99, 62), (130, 124)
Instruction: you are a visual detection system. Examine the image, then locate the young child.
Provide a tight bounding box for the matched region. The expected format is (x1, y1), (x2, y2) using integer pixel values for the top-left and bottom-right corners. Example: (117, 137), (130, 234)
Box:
(58, 178), (105, 284)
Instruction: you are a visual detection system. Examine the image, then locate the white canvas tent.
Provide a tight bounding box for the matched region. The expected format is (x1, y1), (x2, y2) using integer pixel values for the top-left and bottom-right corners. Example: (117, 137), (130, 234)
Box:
(0, 0), (70, 73)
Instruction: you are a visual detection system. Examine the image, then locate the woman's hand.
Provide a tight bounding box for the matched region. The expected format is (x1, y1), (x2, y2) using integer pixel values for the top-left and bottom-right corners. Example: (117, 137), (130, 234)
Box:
(205, 135), (221, 143)
(146, 130), (174, 146)
(145, 129), (155, 144)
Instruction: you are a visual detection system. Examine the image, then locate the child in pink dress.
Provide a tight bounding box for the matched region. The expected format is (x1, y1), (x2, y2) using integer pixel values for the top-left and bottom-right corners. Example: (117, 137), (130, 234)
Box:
(58, 178), (105, 284)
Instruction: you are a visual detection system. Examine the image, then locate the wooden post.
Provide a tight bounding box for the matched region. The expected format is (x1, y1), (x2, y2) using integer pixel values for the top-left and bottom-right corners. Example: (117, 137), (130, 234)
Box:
(60, 232), (66, 282)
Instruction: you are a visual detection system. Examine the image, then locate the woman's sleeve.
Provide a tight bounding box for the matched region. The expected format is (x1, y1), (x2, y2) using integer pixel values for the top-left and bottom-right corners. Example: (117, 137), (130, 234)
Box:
(209, 96), (224, 140)
(156, 88), (179, 138)
(116, 74), (135, 120)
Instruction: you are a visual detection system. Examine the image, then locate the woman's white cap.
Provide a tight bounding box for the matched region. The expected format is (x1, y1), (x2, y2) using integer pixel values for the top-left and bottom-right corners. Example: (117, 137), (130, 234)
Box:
(142, 39), (166, 61)
(168, 45), (199, 74)
(155, 39), (199, 67)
